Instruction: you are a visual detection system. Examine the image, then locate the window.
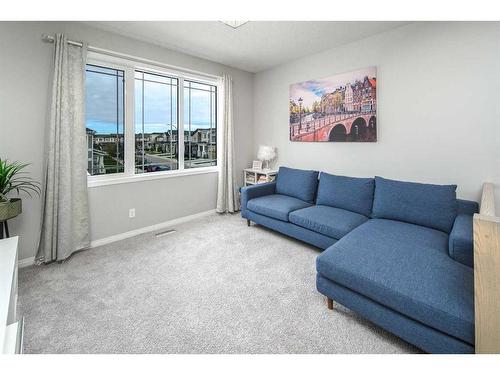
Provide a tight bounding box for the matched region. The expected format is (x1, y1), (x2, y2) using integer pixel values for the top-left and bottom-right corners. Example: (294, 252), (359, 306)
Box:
(85, 65), (125, 175)
(84, 54), (219, 186)
(135, 71), (178, 173)
(184, 80), (217, 169)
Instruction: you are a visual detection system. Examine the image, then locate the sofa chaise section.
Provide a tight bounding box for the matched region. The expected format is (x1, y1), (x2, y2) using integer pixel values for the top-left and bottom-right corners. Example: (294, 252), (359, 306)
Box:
(316, 176), (477, 353)
(316, 219), (475, 353)
(316, 275), (474, 354)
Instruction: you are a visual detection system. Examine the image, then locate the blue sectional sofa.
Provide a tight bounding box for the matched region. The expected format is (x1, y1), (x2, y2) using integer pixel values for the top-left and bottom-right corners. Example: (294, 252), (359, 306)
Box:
(241, 166), (478, 354)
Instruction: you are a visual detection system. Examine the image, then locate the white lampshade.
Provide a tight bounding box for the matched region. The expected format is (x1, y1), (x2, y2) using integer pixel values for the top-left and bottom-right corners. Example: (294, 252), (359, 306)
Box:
(257, 146), (276, 170)
(257, 145), (276, 162)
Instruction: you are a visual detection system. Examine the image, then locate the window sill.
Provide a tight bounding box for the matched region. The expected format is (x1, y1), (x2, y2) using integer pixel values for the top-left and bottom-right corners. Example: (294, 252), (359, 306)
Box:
(87, 167), (219, 188)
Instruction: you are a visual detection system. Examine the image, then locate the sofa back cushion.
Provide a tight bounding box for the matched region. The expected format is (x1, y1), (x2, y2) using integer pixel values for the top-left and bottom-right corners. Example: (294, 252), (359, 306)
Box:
(372, 176), (458, 233)
(275, 166), (319, 203)
(316, 173), (374, 216)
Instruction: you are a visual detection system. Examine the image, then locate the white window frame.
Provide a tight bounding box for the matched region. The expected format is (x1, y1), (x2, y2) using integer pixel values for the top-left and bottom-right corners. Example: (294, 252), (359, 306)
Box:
(86, 51), (221, 188)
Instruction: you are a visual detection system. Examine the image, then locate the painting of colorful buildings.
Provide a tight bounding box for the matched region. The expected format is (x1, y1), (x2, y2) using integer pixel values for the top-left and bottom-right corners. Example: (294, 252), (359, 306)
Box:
(289, 67), (377, 142)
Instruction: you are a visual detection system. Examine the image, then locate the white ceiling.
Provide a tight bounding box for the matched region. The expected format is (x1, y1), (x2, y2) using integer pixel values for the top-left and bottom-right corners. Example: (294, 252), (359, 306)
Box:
(85, 21), (408, 73)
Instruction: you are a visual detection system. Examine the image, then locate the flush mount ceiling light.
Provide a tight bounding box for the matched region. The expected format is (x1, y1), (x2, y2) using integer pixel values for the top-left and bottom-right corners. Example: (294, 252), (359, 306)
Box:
(219, 21), (249, 29)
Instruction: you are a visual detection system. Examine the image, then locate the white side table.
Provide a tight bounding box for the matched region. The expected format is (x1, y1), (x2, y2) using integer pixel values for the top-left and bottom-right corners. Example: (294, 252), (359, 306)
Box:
(0, 237), (23, 354)
(243, 168), (278, 187)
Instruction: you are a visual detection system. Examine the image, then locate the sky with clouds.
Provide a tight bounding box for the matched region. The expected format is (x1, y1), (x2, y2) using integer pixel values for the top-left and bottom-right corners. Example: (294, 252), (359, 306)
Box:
(290, 66), (376, 108)
(85, 70), (216, 134)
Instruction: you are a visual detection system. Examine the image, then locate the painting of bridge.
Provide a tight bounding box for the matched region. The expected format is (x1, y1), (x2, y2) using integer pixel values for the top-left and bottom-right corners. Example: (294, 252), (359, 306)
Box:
(289, 67), (377, 142)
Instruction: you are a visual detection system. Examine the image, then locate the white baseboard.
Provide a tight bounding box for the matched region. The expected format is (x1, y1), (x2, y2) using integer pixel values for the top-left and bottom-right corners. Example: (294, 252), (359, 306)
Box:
(18, 256), (35, 268)
(17, 209), (216, 268)
(89, 209), (216, 248)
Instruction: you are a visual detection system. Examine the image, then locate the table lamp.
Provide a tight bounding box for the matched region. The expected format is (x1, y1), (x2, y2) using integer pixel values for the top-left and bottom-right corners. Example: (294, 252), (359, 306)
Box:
(257, 145), (276, 171)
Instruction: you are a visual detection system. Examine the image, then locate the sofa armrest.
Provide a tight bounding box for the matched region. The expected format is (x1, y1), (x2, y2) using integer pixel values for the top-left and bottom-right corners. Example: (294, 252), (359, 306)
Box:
(448, 214), (474, 268)
(240, 182), (276, 218)
(457, 199), (479, 215)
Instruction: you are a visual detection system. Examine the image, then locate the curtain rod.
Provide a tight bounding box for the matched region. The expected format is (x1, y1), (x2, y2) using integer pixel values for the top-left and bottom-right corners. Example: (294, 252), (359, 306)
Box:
(41, 34), (222, 80)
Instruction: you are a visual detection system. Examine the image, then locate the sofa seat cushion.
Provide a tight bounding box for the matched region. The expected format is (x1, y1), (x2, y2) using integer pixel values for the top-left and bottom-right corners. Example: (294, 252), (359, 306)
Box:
(289, 205), (368, 240)
(316, 219), (474, 344)
(247, 194), (311, 222)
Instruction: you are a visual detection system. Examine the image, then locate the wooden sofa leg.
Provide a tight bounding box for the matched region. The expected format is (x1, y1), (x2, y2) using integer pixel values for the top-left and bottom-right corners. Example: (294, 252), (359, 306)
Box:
(247, 219), (251, 227)
(327, 297), (334, 310)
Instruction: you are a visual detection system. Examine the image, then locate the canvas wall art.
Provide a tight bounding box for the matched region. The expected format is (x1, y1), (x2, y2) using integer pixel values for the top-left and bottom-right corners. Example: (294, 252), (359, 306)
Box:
(289, 67), (377, 142)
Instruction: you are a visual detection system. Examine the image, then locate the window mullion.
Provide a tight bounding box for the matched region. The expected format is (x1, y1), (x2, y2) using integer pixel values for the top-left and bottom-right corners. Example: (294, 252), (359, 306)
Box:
(124, 67), (135, 176)
(178, 77), (185, 170)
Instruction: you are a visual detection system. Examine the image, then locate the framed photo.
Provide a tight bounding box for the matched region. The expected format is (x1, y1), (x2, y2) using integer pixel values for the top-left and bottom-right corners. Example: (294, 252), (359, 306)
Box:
(289, 66), (377, 142)
(252, 160), (263, 170)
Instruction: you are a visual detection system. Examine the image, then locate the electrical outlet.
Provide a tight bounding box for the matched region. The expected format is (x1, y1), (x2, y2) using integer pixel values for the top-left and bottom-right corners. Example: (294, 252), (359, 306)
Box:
(129, 208), (135, 218)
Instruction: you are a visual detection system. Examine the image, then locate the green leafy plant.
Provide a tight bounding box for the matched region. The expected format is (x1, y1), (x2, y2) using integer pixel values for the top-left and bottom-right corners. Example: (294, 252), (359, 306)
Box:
(0, 159), (41, 202)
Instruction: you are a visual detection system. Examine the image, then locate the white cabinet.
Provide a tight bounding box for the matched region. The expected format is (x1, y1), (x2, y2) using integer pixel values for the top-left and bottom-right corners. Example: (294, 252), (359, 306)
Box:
(0, 237), (23, 354)
(243, 168), (278, 187)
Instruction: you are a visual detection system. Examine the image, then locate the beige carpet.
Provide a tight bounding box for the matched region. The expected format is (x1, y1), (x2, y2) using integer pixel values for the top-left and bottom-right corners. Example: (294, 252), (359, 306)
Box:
(19, 213), (419, 353)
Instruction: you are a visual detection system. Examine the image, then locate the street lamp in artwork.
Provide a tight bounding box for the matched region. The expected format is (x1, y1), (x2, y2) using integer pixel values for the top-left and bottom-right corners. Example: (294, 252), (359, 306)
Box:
(298, 97), (303, 133)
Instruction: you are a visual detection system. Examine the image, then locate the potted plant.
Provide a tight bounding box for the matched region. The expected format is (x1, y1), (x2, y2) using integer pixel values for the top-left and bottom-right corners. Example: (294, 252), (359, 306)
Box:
(0, 159), (41, 222)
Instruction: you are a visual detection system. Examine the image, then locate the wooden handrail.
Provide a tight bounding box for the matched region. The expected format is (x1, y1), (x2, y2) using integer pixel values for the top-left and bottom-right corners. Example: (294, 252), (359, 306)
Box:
(473, 182), (500, 353)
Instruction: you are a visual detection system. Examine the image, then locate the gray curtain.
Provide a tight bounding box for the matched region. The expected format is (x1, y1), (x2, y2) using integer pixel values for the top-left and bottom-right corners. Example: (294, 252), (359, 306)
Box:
(37, 34), (90, 263)
(216, 74), (239, 213)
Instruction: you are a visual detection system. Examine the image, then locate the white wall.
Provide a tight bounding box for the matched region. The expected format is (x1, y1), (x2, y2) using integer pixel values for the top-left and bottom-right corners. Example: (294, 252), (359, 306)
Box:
(0, 21), (254, 260)
(254, 22), (500, 207)
(2, 21), (499, 260)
